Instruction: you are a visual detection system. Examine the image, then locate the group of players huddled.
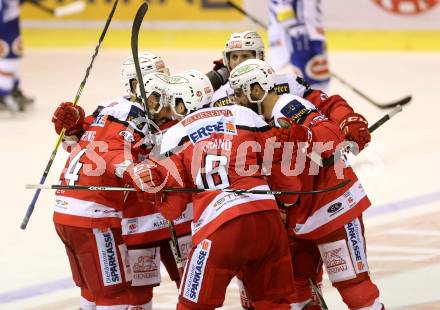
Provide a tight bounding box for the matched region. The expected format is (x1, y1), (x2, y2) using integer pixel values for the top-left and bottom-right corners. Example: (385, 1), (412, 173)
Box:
(51, 31), (384, 310)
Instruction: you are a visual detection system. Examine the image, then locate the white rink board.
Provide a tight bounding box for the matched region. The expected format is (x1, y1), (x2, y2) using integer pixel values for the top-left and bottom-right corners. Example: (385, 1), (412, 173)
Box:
(1, 49), (440, 309)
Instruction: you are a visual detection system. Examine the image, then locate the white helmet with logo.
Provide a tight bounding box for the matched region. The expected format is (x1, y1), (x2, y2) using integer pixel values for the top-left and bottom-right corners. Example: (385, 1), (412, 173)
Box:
(229, 59), (276, 104)
(135, 72), (170, 115)
(167, 70), (214, 117)
(222, 31), (265, 71)
(121, 52), (169, 96)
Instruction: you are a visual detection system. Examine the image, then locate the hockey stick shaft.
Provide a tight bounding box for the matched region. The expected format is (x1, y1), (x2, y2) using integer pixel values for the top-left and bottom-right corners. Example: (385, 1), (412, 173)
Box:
(309, 279), (329, 310)
(226, 1), (266, 28)
(26, 179), (351, 195)
(321, 105), (403, 167)
(130, 1), (184, 278)
(168, 220), (185, 277)
(131, 1), (154, 141)
(330, 72), (412, 109)
(20, 0), (119, 230)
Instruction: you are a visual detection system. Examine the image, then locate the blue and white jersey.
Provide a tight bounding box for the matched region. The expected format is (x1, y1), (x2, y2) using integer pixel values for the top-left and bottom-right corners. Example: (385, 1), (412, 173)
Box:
(0, 0), (22, 59)
(268, 0), (330, 89)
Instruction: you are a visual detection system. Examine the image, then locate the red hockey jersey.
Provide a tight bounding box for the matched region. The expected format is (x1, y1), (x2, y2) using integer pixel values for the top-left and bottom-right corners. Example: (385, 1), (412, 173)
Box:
(154, 105), (300, 245)
(270, 94), (371, 239)
(121, 119), (193, 247)
(54, 97), (148, 229)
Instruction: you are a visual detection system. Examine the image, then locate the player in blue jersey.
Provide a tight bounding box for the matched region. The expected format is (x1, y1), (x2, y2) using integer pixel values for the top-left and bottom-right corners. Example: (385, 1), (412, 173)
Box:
(0, 0), (34, 113)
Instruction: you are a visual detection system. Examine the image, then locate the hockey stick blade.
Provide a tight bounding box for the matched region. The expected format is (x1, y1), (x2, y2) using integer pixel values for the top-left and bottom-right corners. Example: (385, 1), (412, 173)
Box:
(54, 1), (86, 17)
(374, 95), (412, 109)
(20, 0), (119, 230)
(26, 179), (351, 195)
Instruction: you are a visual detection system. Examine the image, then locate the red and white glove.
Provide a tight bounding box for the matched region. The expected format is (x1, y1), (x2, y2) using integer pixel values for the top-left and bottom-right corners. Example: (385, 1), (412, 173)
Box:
(277, 117), (313, 145)
(339, 112), (371, 153)
(51, 102), (85, 136)
(123, 160), (163, 202)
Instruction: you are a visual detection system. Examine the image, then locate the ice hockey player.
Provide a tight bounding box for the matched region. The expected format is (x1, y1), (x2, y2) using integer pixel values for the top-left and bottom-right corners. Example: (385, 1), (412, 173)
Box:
(0, 0), (34, 113)
(211, 30), (371, 156)
(268, 0), (330, 91)
(229, 59), (385, 310)
(51, 53), (189, 310)
(127, 69), (304, 309)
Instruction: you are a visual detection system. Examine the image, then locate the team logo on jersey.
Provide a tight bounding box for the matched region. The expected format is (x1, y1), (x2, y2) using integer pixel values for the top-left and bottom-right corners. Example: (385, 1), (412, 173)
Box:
(127, 105), (148, 131)
(280, 99), (315, 125)
(188, 119), (237, 144)
(126, 218), (138, 234)
(91, 114), (108, 127)
(119, 130), (135, 142)
(327, 202), (343, 215)
(345, 219), (368, 274)
(94, 229), (122, 286)
(183, 239), (212, 303)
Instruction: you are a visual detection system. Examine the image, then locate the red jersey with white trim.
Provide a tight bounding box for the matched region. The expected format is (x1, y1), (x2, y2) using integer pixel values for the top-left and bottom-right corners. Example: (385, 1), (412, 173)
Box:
(270, 94), (371, 239)
(54, 96), (147, 229)
(155, 105), (298, 245)
(121, 119), (193, 247)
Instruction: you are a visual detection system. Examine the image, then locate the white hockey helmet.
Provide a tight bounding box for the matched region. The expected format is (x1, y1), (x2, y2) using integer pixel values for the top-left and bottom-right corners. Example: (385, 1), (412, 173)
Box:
(222, 31), (265, 71)
(121, 52), (169, 96)
(167, 70), (214, 117)
(229, 59), (276, 104)
(135, 72), (170, 115)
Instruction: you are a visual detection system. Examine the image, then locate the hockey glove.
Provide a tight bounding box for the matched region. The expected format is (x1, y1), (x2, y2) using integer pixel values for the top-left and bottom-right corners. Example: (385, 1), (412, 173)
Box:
(277, 117), (313, 145)
(339, 112), (371, 153)
(52, 102), (85, 136)
(206, 58), (230, 91)
(123, 160), (163, 202)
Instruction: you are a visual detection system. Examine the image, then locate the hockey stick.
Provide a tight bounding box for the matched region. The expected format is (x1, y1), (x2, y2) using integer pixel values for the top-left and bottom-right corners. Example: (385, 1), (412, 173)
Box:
(226, 0), (412, 110)
(309, 279), (329, 310)
(319, 105), (403, 167)
(226, 0), (266, 28)
(330, 72), (412, 109)
(130, 0), (185, 278)
(20, 0), (119, 230)
(24, 0), (86, 17)
(26, 179), (351, 195)
(131, 0), (156, 144)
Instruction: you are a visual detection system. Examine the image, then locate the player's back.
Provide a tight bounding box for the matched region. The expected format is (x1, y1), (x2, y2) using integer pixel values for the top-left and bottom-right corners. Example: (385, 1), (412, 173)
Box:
(54, 97), (147, 229)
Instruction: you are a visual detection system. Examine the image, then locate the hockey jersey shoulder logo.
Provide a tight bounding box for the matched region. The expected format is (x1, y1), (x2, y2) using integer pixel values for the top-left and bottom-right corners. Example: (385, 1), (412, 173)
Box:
(127, 105), (147, 131)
